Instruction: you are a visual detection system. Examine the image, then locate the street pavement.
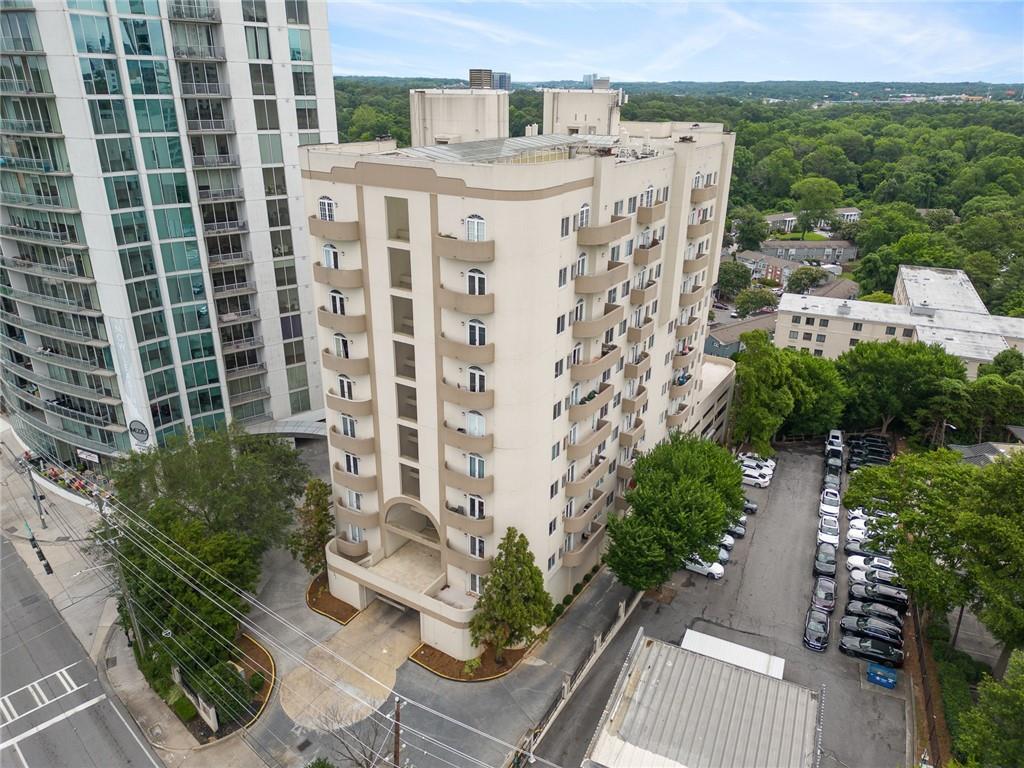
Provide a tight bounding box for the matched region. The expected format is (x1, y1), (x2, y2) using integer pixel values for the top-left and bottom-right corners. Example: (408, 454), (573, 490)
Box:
(1, 535), (162, 768)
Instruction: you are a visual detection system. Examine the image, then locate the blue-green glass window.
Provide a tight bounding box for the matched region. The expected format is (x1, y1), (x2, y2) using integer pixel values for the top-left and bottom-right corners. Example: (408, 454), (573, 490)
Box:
(161, 241), (201, 272)
(139, 339), (173, 372)
(153, 207), (196, 239)
(97, 138), (135, 172)
(187, 386), (223, 415)
(134, 99), (178, 132)
(166, 273), (206, 304)
(104, 175), (143, 209)
(287, 28), (311, 61)
(258, 134), (282, 164)
(133, 309), (167, 342)
(155, 422), (187, 446)
(126, 59), (172, 95)
(191, 413), (225, 434)
(68, 0), (107, 10)
(80, 58), (121, 95)
(111, 210), (149, 245)
(89, 99), (129, 134)
(117, 0), (159, 15)
(182, 360), (219, 388)
(140, 137), (184, 169)
(177, 332), (215, 361)
(126, 278), (162, 312)
(145, 368), (178, 399)
(119, 245), (156, 278)
(151, 395), (183, 427)
(70, 15), (114, 54)
(120, 19), (165, 56)
(172, 303), (211, 333)
(148, 173), (189, 205)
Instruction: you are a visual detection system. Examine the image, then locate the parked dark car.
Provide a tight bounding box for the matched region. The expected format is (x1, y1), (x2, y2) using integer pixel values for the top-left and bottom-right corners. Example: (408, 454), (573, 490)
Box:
(825, 456), (843, 474)
(864, 567), (905, 589)
(825, 446), (843, 462)
(803, 607), (830, 652)
(822, 471), (841, 492)
(812, 576), (837, 613)
(838, 635), (904, 667)
(743, 499), (758, 515)
(845, 600), (904, 627)
(849, 582), (909, 611)
(845, 539), (892, 558)
(840, 616), (903, 646)
(813, 542), (837, 577)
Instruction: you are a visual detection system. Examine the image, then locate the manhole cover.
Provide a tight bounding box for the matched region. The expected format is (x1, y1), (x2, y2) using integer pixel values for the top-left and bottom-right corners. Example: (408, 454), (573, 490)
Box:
(19, 595), (39, 607)
(296, 739), (311, 752)
(106, 657), (118, 669)
(5, 526), (17, 534)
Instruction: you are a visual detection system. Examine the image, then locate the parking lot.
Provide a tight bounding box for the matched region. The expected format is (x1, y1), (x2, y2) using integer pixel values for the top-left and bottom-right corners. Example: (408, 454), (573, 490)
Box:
(537, 444), (909, 768)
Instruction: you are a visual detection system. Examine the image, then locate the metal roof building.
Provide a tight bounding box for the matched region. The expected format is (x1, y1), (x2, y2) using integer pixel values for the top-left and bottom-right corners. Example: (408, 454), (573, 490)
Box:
(584, 631), (819, 768)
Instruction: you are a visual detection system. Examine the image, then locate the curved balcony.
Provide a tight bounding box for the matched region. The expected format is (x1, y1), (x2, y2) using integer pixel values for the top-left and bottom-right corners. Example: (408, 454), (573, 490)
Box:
(671, 377), (696, 399)
(690, 185), (718, 204)
(568, 381), (613, 422)
(439, 379), (493, 409)
(328, 425), (375, 455)
(566, 455), (609, 498)
(325, 390), (373, 416)
(617, 461), (634, 482)
(438, 286), (494, 315)
(321, 348), (370, 376)
(676, 316), (700, 338)
(313, 262), (363, 289)
(308, 215), (360, 241)
(332, 463), (377, 493)
(433, 235), (494, 263)
(443, 423), (494, 453)
(446, 545), (492, 576)
(334, 533), (369, 559)
(667, 406), (689, 429)
(626, 317), (655, 344)
(622, 387), (647, 414)
(444, 463), (493, 495)
(578, 215), (631, 246)
(335, 501), (379, 526)
(572, 303), (623, 340)
(687, 220), (715, 240)
(637, 201), (667, 225)
(567, 419), (611, 461)
(683, 254), (710, 274)
(318, 307), (367, 334)
(620, 418), (645, 448)
(629, 281), (658, 306)
(673, 347), (696, 367)
(563, 523), (606, 568)
(442, 504), (494, 536)
(679, 284), (705, 308)
(575, 261), (627, 294)
(564, 489), (608, 534)
(624, 352), (651, 380)
(571, 344), (620, 382)
(634, 242), (662, 266)
(438, 334), (494, 365)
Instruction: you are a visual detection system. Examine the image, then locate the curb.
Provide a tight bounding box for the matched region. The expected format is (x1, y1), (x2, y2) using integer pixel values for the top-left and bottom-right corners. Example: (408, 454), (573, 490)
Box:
(305, 574), (361, 626)
(241, 632), (276, 730)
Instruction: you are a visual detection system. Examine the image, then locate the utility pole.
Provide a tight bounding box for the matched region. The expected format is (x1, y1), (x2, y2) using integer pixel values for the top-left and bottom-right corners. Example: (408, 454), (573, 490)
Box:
(97, 493), (145, 653)
(1, 442), (46, 529)
(392, 697), (401, 768)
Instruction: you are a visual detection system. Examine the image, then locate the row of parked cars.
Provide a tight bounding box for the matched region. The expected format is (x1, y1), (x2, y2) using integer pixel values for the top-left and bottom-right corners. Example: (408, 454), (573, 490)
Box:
(804, 431), (907, 667)
(684, 461), (764, 580)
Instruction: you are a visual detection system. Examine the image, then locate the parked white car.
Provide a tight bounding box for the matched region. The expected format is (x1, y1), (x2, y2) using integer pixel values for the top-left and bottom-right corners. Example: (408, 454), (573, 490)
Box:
(740, 468), (772, 488)
(849, 517), (870, 533)
(720, 533), (736, 551)
(825, 429), (844, 454)
(847, 555), (897, 573)
(817, 515), (841, 545)
(685, 558), (725, 580)
(848, 506), (869, 521)
(737, 452), (777, 471)
(819, 489), (841, 517)
(848, 568), (870, 584)
(846, 527), (869, 544)
(717, 547), (730, 564)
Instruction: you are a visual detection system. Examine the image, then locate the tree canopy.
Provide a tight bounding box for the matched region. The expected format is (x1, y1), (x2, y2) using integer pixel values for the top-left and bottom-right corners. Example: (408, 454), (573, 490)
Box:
(729, 204), (769, 251)
(955, 650), (1024, 768)
(734, 286), (779, 317)
(287, 479), (335, 577)
(785, 266), (829, 294)
(716, 260), (752, 298)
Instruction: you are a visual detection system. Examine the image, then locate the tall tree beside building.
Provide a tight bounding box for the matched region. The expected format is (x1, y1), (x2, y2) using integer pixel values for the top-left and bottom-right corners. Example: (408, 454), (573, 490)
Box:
(734, 286), (779, 317)
(731, 331), (795, 454)
(729, 205), (770, 251)
(955, 650), (1024, 767)
(287, 479), (335, 577)
(716, 260), (752, 298)
(790, 177), (842, 237)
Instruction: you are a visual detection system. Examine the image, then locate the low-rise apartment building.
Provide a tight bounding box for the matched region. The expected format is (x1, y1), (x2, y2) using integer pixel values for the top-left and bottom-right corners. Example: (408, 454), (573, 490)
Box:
(762, 239), (857, 264)
(301, 125), (735, 659)
(775, 266), (1024, 377)
(765, 207), (860, 233)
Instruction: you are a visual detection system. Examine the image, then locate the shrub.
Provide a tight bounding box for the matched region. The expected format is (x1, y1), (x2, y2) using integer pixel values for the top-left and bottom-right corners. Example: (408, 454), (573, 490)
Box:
(572, 582), (583, 595)
(551, 604), (565, 620)
(461, 657), (481, 678)
(591, 564), (600, 575)
(583, 572), (593, 583)
(249, 672), (265, 692)
(561, 594), (572, 606)
(171, 693), (198, 723)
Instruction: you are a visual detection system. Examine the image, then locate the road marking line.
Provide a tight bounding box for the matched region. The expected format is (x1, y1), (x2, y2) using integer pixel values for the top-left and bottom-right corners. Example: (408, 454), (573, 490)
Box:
(25, 687), (42, 709)
(2, 663), (79, 701)
(0, 685), (88, 729)
(0, 697), (16, 724)
(106, 698), (161, 768)
(56, 669), (76, 694)
(11, 741), (29, 768)
(0, 694), (105, 750)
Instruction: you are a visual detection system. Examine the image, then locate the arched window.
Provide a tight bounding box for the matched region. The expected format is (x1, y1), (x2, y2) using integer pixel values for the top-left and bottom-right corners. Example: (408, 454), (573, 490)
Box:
(466, 410), (485, 437)
(468, 453), (485, 479)
(578, 203), (590, 228)
(575, 252), (586, 278)
(571, 343), (582, 366)
(466, 214), (485, 242)
(318, 196), (336, 221)
(336, 375), (353, 400)
(692, 173), (704, 189)
(322, 244), (340, 269)
(573, 298), (584, 323)
(468, 365), (485, 393)
(467, 268), (486, 296)
(333, 333), (350, 358)
(468, 319), (486, 346)
(329, 290), (346, 315)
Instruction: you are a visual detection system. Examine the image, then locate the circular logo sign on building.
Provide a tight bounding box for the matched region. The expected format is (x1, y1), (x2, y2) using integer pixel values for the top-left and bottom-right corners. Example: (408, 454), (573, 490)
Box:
(129, 420), (151, 444)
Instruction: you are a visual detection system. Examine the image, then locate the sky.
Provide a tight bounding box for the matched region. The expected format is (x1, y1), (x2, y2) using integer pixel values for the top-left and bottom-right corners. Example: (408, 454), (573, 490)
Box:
(327, 1), (1024, 83)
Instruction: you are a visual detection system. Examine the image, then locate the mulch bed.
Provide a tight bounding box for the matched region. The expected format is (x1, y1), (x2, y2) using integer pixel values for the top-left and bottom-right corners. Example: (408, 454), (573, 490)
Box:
(905, 616), (953, 765)
(235, 633), (274, 710)
(412, 643), (527, 681)
(307, 571), (359, 625)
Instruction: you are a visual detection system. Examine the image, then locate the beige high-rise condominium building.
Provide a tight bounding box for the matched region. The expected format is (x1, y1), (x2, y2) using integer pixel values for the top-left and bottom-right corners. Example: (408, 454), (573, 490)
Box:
(301, 123), (735, 660)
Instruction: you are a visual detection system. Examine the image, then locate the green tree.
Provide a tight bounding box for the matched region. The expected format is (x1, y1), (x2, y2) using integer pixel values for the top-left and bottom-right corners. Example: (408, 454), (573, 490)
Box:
(955, 650), (1024, 767)
(604, 513), (674, 592)
(731, 330), (795, 454)
(859, 291), (894, 303)
(110, 425), (308, 554)
(468, 528), (552, 663)
(716, 260), (752, 298)
(961, 374), (1024, 442)
(852, 202), (929, 257)
(785, 266), (829, 294)
(801, 144), (857, 186)
(909, 377), (972, 448)
(963, 251), (1001, 305)
(190, 661), (255, 728)
(734, 286), (779, 317)
(853, 231), (964, 294)
(790, 176), (842, 237)
(782, 351), (847, 436)
(730, 205), (769, 251)
(287, 479), (335, 577)
(978, 348), (1024, 378)
(837, 340), (967, 434)
(752, 148), (802, 200)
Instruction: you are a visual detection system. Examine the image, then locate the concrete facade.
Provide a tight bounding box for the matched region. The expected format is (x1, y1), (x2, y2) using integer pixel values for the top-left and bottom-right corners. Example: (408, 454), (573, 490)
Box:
(542, 88), (624, 136)
(408, 89), (509, 147)
(1, 0), (336, 470)
(301, 123), (736, 660)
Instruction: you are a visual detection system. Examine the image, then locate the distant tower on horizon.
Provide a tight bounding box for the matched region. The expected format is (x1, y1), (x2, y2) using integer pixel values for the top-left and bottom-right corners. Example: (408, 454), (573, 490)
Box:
(493, 71), (511, 90)
(468, 68), (493, 89)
